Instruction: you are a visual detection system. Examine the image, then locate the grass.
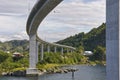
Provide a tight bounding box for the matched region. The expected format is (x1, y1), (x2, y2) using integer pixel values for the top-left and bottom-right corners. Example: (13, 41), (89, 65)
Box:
(37, 63), (60, 70)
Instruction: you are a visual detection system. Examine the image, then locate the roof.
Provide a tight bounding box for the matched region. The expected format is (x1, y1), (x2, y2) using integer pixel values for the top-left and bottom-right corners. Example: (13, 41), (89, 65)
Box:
(84, 51), (93, 56)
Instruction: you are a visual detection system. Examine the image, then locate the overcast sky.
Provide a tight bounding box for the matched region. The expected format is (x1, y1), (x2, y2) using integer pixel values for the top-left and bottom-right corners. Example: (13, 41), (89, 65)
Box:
(0, 0), (105, 42)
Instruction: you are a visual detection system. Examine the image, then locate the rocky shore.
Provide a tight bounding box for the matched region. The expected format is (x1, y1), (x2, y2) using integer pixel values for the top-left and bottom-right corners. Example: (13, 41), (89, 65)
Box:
(2, 68), (78, 76)
(2, 70), (26, 76)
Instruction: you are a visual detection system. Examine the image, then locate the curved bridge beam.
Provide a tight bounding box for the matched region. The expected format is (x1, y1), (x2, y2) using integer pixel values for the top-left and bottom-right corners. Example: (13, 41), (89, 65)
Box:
(26, 0), (47, 35)
(27, 0), (62, 35)
(36, 35), (76, 50)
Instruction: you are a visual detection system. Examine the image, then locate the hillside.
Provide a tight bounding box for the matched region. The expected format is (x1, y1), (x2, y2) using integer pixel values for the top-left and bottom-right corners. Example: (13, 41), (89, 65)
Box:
(0, 40), (29, 52)
(57, 23), (106, 51)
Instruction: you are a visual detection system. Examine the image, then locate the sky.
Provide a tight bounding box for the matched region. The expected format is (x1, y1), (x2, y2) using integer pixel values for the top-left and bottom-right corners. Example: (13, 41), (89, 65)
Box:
(0, 0), (105, 42)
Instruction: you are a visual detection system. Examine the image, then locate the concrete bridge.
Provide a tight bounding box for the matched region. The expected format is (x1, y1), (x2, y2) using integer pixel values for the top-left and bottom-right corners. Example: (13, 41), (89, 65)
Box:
(26, 0), (120, 80)
(26, 0), (75, 75)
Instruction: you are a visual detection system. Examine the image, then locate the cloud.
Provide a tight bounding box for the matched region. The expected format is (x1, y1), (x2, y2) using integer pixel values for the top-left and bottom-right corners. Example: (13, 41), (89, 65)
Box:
(0, 31), (28, 42)
(0, 0), (37, 42)
(0, 0), (105, 42)
(38, 0), (105, 42)
(53, 0), (105, 26)
(0, 0), (36, 14)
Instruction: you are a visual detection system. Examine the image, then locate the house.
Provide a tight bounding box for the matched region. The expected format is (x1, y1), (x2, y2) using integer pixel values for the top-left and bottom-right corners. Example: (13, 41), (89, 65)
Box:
(12, 52), (23, 57)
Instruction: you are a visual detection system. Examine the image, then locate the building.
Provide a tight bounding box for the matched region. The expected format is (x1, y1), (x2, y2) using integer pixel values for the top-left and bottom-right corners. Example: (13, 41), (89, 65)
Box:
(83, 51), (93, 56)
(12, 52), (23, 57)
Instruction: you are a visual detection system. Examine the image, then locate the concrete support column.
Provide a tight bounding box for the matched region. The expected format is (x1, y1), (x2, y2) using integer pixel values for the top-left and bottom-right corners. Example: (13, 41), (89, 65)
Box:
(26, 34), (38, 75)
(61, 47), (63, 55)
(36, 41), (39, 64)
(54, 46), (57, 53)
(47, 45), (50, 53)
(40, 43), (44, 61)
(71, 50), (73, 53)
(67, 48), (69, 53)
(106, 0), (120, 80)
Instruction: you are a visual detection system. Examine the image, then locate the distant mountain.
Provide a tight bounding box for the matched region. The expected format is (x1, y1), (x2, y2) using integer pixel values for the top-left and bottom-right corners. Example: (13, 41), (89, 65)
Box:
(57, 23), (106, 51)
(0, 40), (29, 52)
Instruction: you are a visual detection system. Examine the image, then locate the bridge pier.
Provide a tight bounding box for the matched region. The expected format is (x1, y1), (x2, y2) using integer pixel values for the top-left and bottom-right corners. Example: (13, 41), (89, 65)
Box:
(106, 0), (120, 80)
(26, 34), (38, 75)
(40, 43), (44, 62)
(54, 46), (57, 53)
(47, 45), (50, 53)
(61, 47), (63, 55)
(71, 50), (73, 53)
(36, 41), (39, 63)
(67, 48), (69, 53)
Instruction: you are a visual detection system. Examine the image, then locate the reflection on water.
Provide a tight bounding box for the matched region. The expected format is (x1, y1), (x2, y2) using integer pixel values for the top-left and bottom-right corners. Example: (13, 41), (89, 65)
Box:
(0, 65), (106, 80)
(27, 76), (39, 80)
(71, 76), (75, 80)
(27, 76), (75, 80)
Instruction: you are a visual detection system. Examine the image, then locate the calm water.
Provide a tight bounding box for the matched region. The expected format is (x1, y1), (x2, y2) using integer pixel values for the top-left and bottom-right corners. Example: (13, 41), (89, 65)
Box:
(0, 65), (106, 80)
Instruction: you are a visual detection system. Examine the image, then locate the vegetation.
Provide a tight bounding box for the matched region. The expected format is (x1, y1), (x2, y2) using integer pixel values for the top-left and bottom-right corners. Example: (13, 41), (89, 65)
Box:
(0, 50), (88, 74)
(83, 23), (105, 51)
(0, 51), (9, 63)
(57, 23), (105, 51)
(0, 52), (28, 73)
(0, 40), (29, 53)
(91, 46), (106, 61)
(0, 23), (106, 74)
(40, 52), (88, 64)
(57, 23), (106, 64)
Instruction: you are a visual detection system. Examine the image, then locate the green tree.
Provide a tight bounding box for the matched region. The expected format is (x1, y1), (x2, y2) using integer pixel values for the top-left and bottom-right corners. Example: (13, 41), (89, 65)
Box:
(76, 46), (84, 54)
(92, 46), (106, 61)
(0, 51), (9, 63)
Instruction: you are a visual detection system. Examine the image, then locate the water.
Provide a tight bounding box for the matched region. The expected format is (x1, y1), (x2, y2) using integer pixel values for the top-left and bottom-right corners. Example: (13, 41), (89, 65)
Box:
(0, 65), (106, 80)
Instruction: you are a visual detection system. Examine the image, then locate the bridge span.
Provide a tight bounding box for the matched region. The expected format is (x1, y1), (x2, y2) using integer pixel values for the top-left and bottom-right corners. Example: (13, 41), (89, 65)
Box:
(26, 0), (75, 75)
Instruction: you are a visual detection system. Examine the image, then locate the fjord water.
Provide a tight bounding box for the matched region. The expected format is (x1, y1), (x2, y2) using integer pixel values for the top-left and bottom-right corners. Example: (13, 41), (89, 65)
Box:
(0, 65), (106, 80)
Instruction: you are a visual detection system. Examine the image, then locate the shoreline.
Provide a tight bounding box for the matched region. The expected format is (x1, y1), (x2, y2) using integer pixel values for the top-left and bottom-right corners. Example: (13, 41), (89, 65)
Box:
(1, 62), (106, 77)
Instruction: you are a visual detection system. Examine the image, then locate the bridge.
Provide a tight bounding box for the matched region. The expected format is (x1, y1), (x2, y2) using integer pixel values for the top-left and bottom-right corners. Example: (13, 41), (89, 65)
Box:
(26, 0), (120, 80)
(26, 0), (75, 75)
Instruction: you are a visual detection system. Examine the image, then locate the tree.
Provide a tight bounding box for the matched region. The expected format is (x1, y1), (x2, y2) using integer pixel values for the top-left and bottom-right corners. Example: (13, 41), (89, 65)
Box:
(92, 46), (106, 61)
(76, 46), (84, 54)
(0, 51), (9, 63)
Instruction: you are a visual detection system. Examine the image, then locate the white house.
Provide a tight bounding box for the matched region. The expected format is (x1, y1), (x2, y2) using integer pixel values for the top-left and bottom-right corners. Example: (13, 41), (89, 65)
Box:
(12, 52), (23, 57)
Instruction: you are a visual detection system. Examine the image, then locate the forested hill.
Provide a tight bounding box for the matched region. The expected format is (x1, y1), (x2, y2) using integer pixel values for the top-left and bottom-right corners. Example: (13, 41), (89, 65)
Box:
(57, 23), (106, 51)
(0, 40), (29, 52)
